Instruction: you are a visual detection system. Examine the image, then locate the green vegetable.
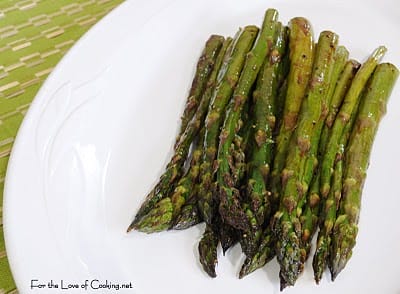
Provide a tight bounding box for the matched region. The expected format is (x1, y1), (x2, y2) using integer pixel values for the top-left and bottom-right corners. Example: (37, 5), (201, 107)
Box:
(128, 37), (231, 232)
(329, 63), (399, 280)
(320, 46), (387, 198)
(239, 226), (275, 278)
(198, 26), (259, 225)
(270, 17), (315, 208)
(312, 59), (361, 284)
(171, 196), (202, 230)
(199, 224), (219, 278)
(240, 22), (288, 261)
(179, 35), (226, 136)
(273, 31), (338, 289)
(300, 48), (355, 259)
(246, 21), (287, 228)
(218, 9), (279, 230)
(132, 128), (205, 233)
(128, 37), (225, 228)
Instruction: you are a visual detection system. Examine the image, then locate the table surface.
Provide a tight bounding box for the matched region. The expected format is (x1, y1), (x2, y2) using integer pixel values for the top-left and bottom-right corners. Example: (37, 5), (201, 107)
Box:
(0, 1), (124, 292)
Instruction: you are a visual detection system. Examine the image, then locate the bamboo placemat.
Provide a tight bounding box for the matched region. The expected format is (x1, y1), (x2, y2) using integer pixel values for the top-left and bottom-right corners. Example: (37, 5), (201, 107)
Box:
(0, 1), (124, 292)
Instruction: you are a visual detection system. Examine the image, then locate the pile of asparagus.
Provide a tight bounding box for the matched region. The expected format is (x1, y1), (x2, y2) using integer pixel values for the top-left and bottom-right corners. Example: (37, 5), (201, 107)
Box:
(127, 9), (398, 290)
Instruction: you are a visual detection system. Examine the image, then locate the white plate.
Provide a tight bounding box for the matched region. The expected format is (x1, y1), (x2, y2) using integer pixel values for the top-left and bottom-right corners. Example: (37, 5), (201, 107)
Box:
(4, 0), (400, 293)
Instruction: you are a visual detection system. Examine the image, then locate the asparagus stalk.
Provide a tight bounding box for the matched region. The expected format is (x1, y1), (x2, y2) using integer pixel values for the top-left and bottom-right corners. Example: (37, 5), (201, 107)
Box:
(312, 60), (361, 283)
(170, 127), (206, 219)
(198, 26), (259, 225)
(296, 42), (347, 214)
(239, 226), (275, 278)
(311, 46), (386, 277)
(219, 105), (252, 254)
(239, 25), (289, 270)
(273, 31), (338, 289)
(128, 37), (225, 229)
(218, 9), (279, 230)
(274, 26), (290, 129)
(245, 21), (287, 228)
(171, 38), (236, 231)
(133, 128), (205, 233)
(199, 224), (219, 278)
(313, 145), (344, 283)
(330, 63), (399, 280)
(218, 217), (240, 255)
(274, 78), (288, 135)
(239, 219), (262, 257)
(270, 17), (314, 208)
(197, 28), (259, 276)
(300, 48), (354, 257)
(128, 37), (231, 232)
(239, 23), (288, 260)
(170, 38), (234, 217)
(320, 46), (387, 198)
(179, 35), (226, 136)
(199, 92), (252, 259)
(299, 172), (321, 257)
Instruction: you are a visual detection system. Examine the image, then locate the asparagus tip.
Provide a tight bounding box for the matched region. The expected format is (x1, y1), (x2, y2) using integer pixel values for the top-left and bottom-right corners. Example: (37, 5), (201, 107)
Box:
(329, 253), (348, 282)
(330, 270), (339, 282)
(238, 260), (250, 279)
(126, 221), (137, 233)
(280, 279), (288, 291)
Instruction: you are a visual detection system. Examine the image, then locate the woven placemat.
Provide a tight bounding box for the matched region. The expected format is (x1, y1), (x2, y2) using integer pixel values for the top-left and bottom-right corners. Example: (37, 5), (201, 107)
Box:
(0, 1), (124, 292)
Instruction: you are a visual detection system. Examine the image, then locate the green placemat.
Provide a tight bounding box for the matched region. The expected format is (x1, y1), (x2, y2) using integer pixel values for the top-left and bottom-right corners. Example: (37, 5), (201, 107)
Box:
(0, 1), (124, 292)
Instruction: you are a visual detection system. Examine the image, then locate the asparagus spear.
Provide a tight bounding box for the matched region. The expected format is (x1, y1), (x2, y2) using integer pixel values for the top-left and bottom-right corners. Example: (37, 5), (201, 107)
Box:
(273, 31), (338, 289)
(170, 38), (235, 218)
(239, 25), (289, 270)
(179, 35), (226, 136)
(313, 145), (344, 283)
(133, 128), (205, 233)
(218, 9), (279, 230)
(300, 48), (355, 257)
(170, 128), (206, 219)
(330, 63), (399, 280)
(245, 21), (287, 228)
(218, 217), (240, 255)
(311, 46), (386, 277)
(128, 37), (226, 229)
(128, 37), (231, 232)
(239, 226), (275, 278)
(176, 122), (249, 233)
(312, 60), (361, 283)
(270, 17), (314, 208)
(320, 46), (387, 198)
(196, 28), (258, 276)
(171, 38), (236, 231)
(171, 196), (202, 230)
(199, 224), (219, 278)
(219, 108), (251, 254)
(199, 94), (252, 261)
(239, 23), (288, 260)
(198, 26), (259, 225)
(240, 219), (262, 257)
